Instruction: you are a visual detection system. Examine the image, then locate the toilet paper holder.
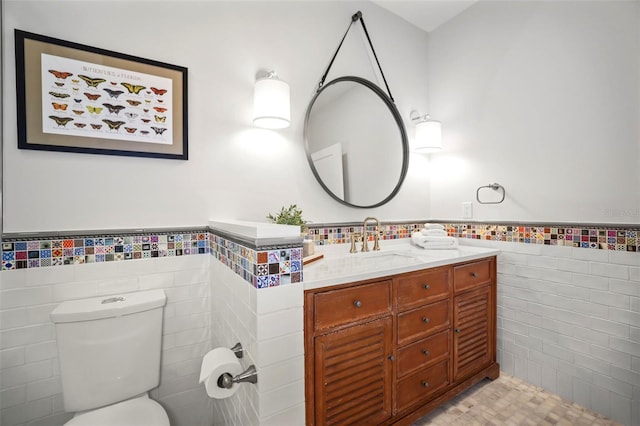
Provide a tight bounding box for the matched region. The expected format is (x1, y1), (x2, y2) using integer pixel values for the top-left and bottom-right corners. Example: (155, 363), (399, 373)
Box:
(216, 342), (258, 389)
(218, 364), (258, 389)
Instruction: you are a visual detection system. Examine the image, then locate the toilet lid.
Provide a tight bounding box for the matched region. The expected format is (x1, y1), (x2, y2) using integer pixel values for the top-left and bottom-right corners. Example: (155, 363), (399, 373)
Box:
(65, 397), (170, 426)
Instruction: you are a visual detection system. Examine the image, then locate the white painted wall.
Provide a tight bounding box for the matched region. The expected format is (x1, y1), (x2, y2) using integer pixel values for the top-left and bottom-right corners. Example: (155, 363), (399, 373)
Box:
(427, 1), (640, 224)
(2, 0), (431, 233)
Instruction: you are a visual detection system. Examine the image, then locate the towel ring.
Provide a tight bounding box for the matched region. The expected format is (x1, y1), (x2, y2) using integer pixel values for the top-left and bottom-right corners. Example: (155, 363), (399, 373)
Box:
(476, 183), (505, 204)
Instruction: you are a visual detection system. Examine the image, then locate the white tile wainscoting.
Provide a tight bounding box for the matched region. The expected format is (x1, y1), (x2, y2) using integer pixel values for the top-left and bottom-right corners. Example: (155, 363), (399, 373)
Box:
(0, 255), (212, 426)
(1, 237), (638, 425)
(461, 239), (640, 426)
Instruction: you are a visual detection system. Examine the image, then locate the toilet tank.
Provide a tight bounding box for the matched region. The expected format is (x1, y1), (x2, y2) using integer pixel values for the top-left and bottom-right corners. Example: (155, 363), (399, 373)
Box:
(51, 289), (166, 412)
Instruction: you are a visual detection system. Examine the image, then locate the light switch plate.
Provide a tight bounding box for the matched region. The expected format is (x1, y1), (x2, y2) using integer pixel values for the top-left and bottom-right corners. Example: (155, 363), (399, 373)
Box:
(462, 202), (473, 219)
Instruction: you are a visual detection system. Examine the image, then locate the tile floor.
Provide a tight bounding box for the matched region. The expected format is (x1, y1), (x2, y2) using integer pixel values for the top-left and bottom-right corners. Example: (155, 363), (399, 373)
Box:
(414, 374), (620, 426)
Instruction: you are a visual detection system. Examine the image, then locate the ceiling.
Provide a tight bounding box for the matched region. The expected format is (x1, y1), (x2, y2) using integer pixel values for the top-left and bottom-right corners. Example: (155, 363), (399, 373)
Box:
(372, 0), (477, 32)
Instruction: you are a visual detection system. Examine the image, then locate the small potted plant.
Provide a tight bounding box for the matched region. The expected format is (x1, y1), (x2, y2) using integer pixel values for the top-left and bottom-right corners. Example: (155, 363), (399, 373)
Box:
(266, 204), (307, 232)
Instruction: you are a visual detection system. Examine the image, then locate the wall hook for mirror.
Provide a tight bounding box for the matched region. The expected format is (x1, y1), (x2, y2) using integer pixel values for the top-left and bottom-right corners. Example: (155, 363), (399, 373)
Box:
(315, 11), (395, 103)
(253, 69), (290, 130)
(410, 110), (442, 154)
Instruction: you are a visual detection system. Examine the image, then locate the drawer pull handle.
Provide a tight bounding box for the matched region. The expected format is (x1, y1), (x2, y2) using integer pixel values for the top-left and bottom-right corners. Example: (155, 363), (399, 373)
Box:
(454, 328), (461, 333)
(471, 272), (479, 278)
(422, 317), (430, 324)
(423, 284), (430, 290)
(422, 380), (430, 388)
(354, 300), (362, 308)
(422, 349), (430, 356)
(388, 355), (395, 361)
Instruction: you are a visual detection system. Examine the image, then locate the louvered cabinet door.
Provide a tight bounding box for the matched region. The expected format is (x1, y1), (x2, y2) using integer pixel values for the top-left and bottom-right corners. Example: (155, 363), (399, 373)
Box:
(452, 285), (491, 382)
(314, 317), (393, 426)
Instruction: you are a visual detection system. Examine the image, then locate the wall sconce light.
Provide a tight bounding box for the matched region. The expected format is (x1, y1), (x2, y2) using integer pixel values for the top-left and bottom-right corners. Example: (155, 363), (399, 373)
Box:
(253, 70), (290, 129)
(410, 111), (442, 153)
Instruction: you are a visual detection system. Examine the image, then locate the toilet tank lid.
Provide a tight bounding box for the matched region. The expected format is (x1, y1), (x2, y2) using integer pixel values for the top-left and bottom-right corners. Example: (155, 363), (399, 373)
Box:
(50, 289), (166, 323)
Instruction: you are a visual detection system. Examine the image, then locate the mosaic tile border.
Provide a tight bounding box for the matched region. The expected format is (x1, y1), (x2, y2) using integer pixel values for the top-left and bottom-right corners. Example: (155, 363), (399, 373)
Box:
(305, 221), (640, 252)
(209, 232), (302, 289)
(2, 221), (637, 274)
(1, 230), (210, 270)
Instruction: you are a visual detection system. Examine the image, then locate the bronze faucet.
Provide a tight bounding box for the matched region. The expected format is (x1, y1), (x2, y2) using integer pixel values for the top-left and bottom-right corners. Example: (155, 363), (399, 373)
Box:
(361, 217), (381, 252)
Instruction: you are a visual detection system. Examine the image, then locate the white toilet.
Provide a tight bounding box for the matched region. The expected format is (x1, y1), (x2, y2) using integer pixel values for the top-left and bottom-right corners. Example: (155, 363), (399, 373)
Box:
(51, 289), (170, 426)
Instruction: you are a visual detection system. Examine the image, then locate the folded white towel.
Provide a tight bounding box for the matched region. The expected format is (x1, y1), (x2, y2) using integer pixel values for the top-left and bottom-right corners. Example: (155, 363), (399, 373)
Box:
(424, 223), (445, 231)
(421, 229), (447, 237)
(411, 232), (459, 249)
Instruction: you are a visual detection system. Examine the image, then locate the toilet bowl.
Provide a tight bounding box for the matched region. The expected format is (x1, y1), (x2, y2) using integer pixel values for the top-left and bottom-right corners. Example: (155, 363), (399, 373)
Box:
(51, 290), (170, 425)
(65, 394), (169, 426)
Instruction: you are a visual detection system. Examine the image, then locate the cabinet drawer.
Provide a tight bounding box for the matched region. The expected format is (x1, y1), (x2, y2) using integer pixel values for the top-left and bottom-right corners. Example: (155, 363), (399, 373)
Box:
(396, 267), (450, 311)
(396, 360), (449, 411)
(397, 330), (449, 378)
(454, 259), (491, 292)
(314, 281), (392, 331)
(397, 299), (450, 345)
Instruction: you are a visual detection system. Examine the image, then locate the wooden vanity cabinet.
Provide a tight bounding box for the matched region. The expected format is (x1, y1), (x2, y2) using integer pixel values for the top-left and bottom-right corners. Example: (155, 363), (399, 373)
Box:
(305, 256), (498, 426)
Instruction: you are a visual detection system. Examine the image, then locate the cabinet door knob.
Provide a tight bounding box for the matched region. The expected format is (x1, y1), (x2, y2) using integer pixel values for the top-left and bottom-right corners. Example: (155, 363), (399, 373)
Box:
(454, 328), (461, 333)
(388, 355), (395, 361)
(471, 272), (478, 278)
(353, 300), (362, 308)
(422, 349), (430, 356)
(422, 317), (430, 324)
(423, 284), (430, 290)
(422, 380), (430, 388)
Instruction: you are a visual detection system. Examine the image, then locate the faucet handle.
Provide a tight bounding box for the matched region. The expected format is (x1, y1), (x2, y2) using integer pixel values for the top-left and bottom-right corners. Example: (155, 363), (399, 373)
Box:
(372, 231), (381, 251)
(350, 233), (361, 253)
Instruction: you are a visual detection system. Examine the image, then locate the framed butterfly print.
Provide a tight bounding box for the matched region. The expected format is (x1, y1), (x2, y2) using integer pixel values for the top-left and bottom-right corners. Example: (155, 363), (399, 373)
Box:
(15, 29), (188, 160)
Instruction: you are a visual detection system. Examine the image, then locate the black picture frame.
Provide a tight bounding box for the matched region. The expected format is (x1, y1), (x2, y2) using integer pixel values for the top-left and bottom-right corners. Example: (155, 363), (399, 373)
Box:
(15, 29), (188, 160)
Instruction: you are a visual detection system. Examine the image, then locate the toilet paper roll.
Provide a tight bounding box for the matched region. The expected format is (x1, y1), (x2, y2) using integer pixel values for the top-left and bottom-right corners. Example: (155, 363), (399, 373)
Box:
(199, 347), (243, 399)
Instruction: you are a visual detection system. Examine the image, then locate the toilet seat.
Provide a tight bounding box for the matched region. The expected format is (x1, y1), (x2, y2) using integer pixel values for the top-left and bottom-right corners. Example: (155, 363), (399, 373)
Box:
(65, 396), (170, 426)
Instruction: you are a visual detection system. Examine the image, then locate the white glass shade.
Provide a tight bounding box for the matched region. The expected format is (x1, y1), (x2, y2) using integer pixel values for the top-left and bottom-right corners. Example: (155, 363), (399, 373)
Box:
(413, 120), (442, 153)
(253, 76), (290, 129)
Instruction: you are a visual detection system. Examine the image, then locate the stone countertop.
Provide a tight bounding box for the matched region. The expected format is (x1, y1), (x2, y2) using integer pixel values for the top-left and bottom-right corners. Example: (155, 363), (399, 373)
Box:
(302, 239), (499, 290)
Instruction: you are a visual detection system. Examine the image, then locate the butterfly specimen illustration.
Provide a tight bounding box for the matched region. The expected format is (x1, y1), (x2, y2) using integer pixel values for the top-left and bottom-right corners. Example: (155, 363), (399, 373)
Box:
(74, 98), (82, 103)
(102, 103), (126, 115)
(126, 100), (142, 107)
(121, 82), (146, 94)
(153, 107), (167, 113)
(90, 123), (103, 130)
(48, 70), (73, 79)
(154, 115), (166, 123)
(78, 75), (106, 88)
(49, 116), (74, 127)
(124, 112), (138, 120)
(86, 105), (103, 114)
(151, 126), (167, 135)
(74, 123), (87, 128)
(125, 127), (137, 134)
(72, 110), (84, 115)
(49, 92), (70, 99)
(150, 87), (167, 96)
(102, 119), (126, 130)
(110, 81), (118, 85)
(141, 118), (151, 123)
(104, 88), (124, 99)
(144, 100), (151, 104)
(157, 100), (164, 103)
(52, 102), (68, 111)
(84, 92), (101, 101)
(140, 130), (150, 135)
(143, 109), (149, 113)
(54, 82), (65, 87)
(72, 79), (79, 84)
(72, 87), (79, 93)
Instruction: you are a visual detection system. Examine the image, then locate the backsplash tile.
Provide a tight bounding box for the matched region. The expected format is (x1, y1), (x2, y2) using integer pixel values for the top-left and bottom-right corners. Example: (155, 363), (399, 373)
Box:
(304, 222), (640, 252)
(2, 221), (637, 273)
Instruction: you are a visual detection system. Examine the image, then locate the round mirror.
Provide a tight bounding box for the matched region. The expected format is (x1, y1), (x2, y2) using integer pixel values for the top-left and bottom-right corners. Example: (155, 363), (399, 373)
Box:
(304, 76), (409, 208)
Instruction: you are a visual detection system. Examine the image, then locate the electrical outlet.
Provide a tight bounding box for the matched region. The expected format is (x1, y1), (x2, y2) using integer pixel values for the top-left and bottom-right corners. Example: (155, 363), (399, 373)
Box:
(462, 202), (473, 219)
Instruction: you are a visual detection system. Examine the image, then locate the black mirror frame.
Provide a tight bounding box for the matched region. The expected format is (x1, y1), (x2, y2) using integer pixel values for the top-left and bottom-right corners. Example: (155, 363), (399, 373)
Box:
(303, 76), (409, 209)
